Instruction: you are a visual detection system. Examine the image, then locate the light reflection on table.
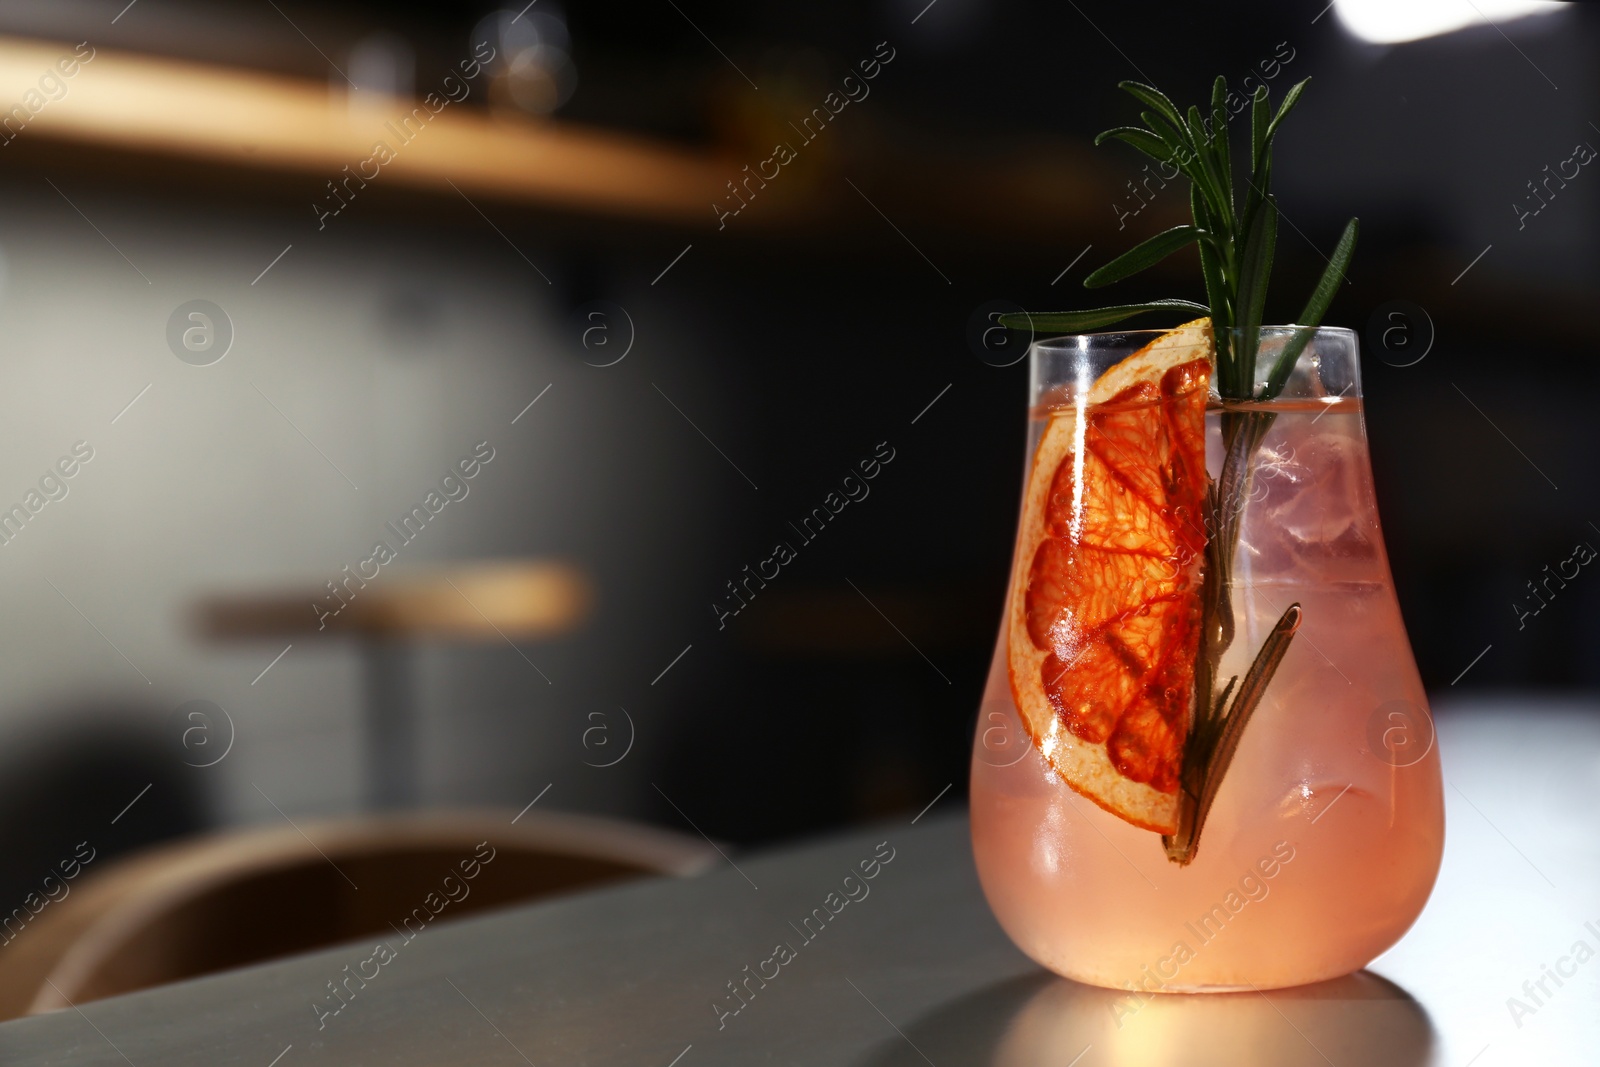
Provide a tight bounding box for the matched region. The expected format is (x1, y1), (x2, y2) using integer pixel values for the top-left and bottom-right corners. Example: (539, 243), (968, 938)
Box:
(864, 971), (1433, 1067)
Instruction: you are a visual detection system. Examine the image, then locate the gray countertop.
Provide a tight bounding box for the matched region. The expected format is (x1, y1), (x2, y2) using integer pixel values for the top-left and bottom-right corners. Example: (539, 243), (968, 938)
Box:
(0, 701), (1594, 1065)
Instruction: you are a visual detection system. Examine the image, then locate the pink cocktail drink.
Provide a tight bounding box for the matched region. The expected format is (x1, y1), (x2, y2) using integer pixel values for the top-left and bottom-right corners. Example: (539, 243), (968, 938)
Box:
(971, 328), (1444, 992)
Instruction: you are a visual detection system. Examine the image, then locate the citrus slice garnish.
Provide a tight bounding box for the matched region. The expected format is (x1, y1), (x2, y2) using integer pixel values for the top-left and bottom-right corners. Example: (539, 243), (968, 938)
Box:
(1006, 318), (1213, 834)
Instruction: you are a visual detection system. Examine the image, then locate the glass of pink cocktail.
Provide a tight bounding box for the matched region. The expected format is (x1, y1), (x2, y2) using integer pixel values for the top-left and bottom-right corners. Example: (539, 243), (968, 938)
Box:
(970, 323), (1444, 992)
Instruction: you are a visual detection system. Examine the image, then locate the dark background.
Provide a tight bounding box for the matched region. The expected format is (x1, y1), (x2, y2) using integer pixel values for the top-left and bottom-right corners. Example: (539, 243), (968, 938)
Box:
(0, 0), (1592, 898)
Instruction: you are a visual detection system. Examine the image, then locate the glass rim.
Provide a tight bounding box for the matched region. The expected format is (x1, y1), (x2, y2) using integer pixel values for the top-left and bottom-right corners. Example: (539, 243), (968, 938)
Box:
(1027, 324), (1357, 350)
(1026, 322), (1362, 403)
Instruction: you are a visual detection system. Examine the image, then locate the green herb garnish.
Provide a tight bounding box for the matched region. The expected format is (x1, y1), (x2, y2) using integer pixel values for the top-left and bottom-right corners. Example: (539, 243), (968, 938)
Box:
(1003, 76), (1357, 402)
(1007, 77), (1360, 864)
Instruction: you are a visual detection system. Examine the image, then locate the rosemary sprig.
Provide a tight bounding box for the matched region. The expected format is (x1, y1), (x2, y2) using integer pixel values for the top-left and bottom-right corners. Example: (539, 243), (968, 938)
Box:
(1003, 77), (1360, 864)
(1001, 76), (1357, 402)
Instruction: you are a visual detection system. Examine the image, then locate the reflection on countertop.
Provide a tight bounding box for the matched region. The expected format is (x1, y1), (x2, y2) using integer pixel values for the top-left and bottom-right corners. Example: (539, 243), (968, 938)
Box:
(861, 970), (1434, 1067)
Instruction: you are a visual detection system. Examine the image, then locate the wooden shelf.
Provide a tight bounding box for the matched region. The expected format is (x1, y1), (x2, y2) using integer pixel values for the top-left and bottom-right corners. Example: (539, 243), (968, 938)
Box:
(0, 36), (725, 225)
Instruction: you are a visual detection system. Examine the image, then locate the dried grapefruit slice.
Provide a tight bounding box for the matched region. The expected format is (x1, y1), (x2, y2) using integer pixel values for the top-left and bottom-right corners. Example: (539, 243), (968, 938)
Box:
(1007, 318), (1213, 834)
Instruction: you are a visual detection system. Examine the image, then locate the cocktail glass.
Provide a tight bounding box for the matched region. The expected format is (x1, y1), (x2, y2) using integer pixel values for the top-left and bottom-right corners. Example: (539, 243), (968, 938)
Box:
(970, 325), (1444, 991)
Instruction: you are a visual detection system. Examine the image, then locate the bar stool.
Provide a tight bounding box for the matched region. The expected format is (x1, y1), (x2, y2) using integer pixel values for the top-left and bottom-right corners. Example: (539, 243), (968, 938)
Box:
(196, 560), (590, 806)
(0, 808), (716, 1019)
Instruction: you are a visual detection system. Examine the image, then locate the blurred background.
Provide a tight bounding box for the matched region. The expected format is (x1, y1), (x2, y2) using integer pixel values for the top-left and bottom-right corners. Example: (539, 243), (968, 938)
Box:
(0, 0), (1592, 910)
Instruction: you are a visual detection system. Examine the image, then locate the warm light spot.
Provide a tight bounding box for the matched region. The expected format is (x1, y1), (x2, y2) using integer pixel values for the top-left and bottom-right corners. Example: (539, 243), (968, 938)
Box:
(1334, 0), (1565, 44)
